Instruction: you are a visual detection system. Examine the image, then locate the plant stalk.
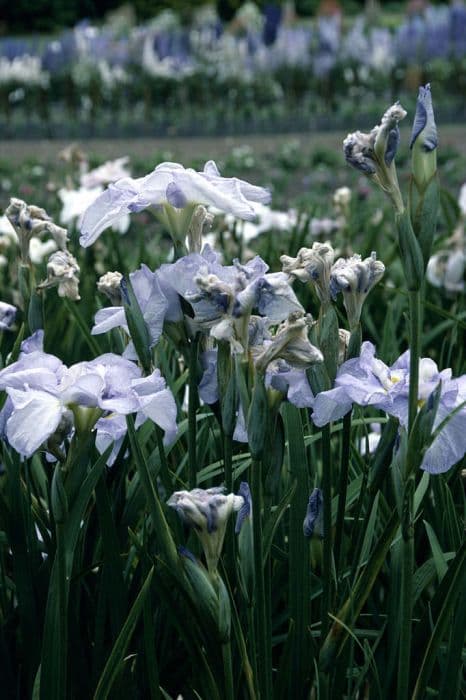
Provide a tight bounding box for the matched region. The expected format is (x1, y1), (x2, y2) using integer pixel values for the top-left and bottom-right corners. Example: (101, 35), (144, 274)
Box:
(251, 458), (272, 699)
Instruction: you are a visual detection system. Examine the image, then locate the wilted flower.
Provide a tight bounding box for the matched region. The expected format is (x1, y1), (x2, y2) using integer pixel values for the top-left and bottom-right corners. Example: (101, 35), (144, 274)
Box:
(281, 243), (335, 305)
(186, 255), (303, 354)
(303, 488), (324, 538)
(6, 198), (68, 262)
(343, 102), (407, 212)
(97, 271), (124, 305)
(410, 83), (437, 190)
(0, 301), (16, 330)
(330, 252), (385, 329)
(167, 487), (244, 573)
(254, 312), (323, 373)
(38, 250), (81, 301)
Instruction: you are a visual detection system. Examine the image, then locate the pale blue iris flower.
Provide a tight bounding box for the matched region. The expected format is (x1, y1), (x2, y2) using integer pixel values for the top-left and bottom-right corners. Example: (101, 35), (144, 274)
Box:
(80, 160), (271, 247)
(0, 343), (177, 458)
(311, 341), (466, 474)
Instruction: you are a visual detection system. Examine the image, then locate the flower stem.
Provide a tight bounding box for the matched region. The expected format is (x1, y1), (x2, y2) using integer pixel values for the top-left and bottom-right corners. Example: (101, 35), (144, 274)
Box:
(251, 458), (272, 699)
(222, 639), (235, 700)
(334, 411), (351, 580)
(335, 325), (361, 581)
(321, 424), (333, 642)
(188, 335), (199, 489)
(56, 517), (68, 700)
(408, 291), (422, 432)
(397, 289), (422, 699)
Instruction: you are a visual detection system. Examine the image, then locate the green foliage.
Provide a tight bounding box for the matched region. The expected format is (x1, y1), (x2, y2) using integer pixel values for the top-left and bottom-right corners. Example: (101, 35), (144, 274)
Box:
(0, 130), (464, 698)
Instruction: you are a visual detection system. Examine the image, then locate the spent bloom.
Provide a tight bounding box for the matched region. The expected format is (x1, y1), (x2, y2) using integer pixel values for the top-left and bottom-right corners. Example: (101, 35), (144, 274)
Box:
(254, 311), (323, 373)
(6, 198), (68, 262)
(330, 252), (385, 329)
(167, 487), (244, 573)
(38, 250), (81, 301)
(343, 102), (407, 212)
(97, 271), (124, 305)
(79, 160), (271, 248)
(281, 242), (335, 305)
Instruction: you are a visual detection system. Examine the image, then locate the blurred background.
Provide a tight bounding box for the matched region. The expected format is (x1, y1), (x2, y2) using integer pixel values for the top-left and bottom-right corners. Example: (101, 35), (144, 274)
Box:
(1, 0), (466, 138)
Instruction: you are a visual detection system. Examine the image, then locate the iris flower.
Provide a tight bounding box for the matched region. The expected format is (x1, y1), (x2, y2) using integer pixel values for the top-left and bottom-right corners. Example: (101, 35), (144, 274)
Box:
(311, 341), (466, 474)
(80, 160), (271, 247)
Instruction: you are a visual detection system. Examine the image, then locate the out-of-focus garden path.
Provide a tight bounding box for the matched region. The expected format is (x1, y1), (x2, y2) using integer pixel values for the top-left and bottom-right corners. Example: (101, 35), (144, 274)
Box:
(2, 125), (466, 163)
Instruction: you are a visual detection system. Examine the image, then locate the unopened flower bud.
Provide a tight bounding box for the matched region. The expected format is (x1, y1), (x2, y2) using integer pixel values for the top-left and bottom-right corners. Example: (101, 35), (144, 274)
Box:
(410, 84), (437, 191)
(303, 488), (324, 538)
(5, 197), (68, 262)
(343, 102), (407, 213)
(167, 487), (244, 573)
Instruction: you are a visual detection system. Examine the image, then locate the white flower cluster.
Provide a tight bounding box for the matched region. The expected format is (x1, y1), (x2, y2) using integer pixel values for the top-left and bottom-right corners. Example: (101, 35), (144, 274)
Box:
(0, 55), (50, 88)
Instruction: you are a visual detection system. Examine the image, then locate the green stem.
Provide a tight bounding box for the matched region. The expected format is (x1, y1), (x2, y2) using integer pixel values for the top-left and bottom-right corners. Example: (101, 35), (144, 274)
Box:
(56, 519), (68, 699)
(319, 509), (399, 670)
(283, 403), (312, 696)
(223, 432), (235, 575)
(222, 639), (235, 700)
(251, 458), (271, 699)
(188, 336), (199, 489)
(334, 411), (351, 580)
(155, 425), (173, 496)
(321, 424), (333, 643)
(407, 291), (422, 433)
(126, 416), (179, 572)
(397, 289), (421, 699)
